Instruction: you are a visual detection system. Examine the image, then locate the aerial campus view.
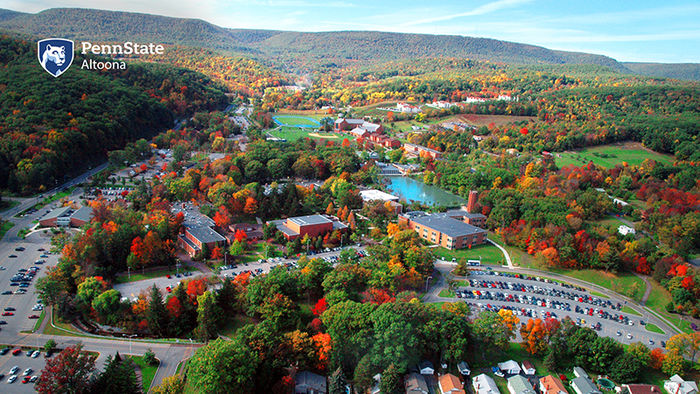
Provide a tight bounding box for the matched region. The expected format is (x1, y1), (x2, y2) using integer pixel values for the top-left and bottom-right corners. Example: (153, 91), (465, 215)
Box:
(0, 0), (697, 393)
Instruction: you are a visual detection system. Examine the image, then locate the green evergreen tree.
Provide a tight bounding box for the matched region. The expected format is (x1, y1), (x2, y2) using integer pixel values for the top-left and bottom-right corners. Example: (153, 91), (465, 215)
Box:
(147, 284), (167, 336)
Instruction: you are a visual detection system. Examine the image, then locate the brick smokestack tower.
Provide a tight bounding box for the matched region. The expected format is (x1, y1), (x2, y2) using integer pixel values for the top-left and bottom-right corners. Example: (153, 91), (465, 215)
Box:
(466, 190), (478, 213)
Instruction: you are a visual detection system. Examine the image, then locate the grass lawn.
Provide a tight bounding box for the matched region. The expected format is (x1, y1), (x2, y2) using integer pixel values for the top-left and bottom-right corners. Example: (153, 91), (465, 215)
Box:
(29, 310), (45, 332)
(219, 314), (256, 337)
(273, 115), (320, 127)
(645, 280), (694, 334)
(434, 244), (505, 265)
(269, 126), (352, 142)
(488, 232), (536, 268)
(589, 291), (609, 299)
(548, 269), (645, 302)
(114, 265), (197, 284)
(0, 199), (19, 212)
(439, 289), (455, 298)
(554, 143), (673, 169)
(128, 355), (159, 392)
(621, 306), (641, 316)
(645, 323), (665, 334)
(43, 318), (85, 338)
(0, 221), (13, 241)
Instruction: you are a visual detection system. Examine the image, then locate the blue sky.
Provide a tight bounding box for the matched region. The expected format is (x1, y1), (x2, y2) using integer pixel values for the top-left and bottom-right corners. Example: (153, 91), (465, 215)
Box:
(4, 0), (700, 62)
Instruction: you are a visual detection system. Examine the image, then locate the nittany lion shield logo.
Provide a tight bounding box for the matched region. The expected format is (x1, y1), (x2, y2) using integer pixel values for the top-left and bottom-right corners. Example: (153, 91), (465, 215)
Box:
(37, 38), (74, 77)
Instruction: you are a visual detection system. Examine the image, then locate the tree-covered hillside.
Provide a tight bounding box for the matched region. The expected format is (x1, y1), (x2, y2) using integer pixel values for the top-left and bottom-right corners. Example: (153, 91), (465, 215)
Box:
(0, 8), (628, 71)
(0, 35), (227, 194)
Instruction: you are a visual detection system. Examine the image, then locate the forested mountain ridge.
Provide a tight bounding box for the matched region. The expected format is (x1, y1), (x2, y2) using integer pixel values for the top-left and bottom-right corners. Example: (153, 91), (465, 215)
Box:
(623, 62), (700, 81)
(0, 7), (629, 71)
(0, 34), (227, 194)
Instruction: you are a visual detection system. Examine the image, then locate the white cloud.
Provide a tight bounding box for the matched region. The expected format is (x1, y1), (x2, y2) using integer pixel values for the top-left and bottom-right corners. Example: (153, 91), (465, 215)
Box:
(401, 0), (533, 26)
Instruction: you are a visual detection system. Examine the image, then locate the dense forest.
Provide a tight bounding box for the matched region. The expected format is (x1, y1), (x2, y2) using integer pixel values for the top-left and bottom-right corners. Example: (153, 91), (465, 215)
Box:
(0, 35), (227, 194)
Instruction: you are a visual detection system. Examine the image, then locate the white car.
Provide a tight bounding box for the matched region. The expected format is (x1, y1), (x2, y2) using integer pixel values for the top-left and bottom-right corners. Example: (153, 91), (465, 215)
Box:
(9, 366), (19, 375)
(7, 375), (17, 383)
(627, 333), (633, 339)
(31, 351), (40, 358)
(22, 368), (32, 376)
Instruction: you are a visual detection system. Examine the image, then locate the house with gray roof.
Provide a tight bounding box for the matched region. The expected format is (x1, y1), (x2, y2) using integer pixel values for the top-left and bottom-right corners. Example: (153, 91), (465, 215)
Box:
(508, 375), (536, 394)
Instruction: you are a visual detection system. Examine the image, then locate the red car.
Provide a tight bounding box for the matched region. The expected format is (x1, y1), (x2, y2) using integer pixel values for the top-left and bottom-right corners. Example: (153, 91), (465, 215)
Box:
(165, 286), (172, 293)
(28, 315), (39, 319)
(2, 312), (13, 316)
(166, 274), (171, 279)
(12, 348), (21, 356)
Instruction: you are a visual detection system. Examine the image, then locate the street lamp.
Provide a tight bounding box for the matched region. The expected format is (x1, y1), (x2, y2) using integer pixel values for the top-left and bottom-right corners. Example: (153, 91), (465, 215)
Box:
(425, 275), (433, 293)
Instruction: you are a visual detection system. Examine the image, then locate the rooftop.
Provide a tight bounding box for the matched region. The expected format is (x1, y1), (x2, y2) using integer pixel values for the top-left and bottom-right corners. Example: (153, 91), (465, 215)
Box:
(71, 206), (93, 223)
(185, 225), (226, 244)
(411, 213), (486, 238)
(571, 377), (602, 394)
(288, 214), (332, 226)
(42, 206), (72, 221)
(508, 375), (536, 394)
(360, 189), (399, 202)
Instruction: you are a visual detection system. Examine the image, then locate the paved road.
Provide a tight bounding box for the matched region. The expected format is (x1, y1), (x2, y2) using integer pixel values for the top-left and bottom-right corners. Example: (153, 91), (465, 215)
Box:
(0, 167), (200, 392)
(115, 246), (367, 297)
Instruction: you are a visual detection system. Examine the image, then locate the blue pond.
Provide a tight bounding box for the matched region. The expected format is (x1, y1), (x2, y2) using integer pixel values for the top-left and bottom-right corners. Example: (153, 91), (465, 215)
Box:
(382, 176), (465, 206)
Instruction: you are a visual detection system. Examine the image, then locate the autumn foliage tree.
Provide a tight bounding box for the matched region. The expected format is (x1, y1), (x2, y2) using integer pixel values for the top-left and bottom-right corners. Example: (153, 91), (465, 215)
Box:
(36, 344), (96, 394)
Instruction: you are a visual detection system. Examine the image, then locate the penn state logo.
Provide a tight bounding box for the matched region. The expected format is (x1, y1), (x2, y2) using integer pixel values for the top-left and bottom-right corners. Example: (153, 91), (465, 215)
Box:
(37, 38), (74, 77)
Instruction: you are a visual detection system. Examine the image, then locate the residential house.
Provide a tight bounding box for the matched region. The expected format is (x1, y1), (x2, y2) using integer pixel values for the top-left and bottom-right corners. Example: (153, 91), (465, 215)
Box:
(507, 375), (536, 394)
(624, 384), (662, 394)
(521, 360), (536, 375)
(473, 374), (500, 394)
(418, 360), (434, 375)
(571, 370), (602, 394)
(618, 225), (636, 236)
(457, 361), (471, 376)
(439, 373), (465, 394)
(498, 360), (521, 375)
(573, 367), (589, 379)
(539, 375), (567, 394)
(268, 214), (347, 241)
(405, 373), (429, 394)
(399, 211), (487, 250)
(664, 375), (698, 394)
(294, 371), (327, 394)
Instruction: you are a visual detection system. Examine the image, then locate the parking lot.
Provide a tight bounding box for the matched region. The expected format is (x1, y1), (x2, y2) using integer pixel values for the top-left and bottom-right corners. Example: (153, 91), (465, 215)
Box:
(454, 269), (669, 347)
(0, 347), (49, 391)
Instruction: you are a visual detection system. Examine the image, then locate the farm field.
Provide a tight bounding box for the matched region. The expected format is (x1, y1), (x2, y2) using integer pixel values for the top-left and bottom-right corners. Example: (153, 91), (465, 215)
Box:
(555, 143), (673, 169)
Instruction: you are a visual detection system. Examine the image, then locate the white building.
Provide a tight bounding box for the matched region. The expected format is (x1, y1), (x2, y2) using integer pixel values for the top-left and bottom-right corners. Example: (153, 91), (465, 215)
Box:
(664, 375), (698, 394)
(618, 225), (636, 236)
(498, 360), (521, 375)
(396, 102), (422, 113)
(473, 373), (500, 394)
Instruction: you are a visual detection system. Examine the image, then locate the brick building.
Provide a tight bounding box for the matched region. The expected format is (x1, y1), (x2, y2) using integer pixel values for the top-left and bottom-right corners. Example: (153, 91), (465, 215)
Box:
(39, 206), (94, 228)
(334, 118), (383, 133)
(399, 211), (487, 250)
(268, 214), (348, 241)
(445, 208), (487, 228)
(178, 225), (226, 257)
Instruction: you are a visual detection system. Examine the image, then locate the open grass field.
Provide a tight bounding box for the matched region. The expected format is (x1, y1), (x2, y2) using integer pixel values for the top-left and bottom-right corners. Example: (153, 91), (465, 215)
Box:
(114, 265), (197, 284)
(434, 244), (505, 266)
(549, 269), (645, 302)
(645, 279), (695, 333)
(555, 143), (673, 169)
(268, 126), (352, 142)
(272, 115), (320, 127)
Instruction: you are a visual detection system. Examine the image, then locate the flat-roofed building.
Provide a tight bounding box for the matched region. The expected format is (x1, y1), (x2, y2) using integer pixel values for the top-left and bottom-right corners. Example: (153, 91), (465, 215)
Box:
(268, 214), (347, 241)
(179, 225), (226, 257)
(399, 211), (487, 249)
